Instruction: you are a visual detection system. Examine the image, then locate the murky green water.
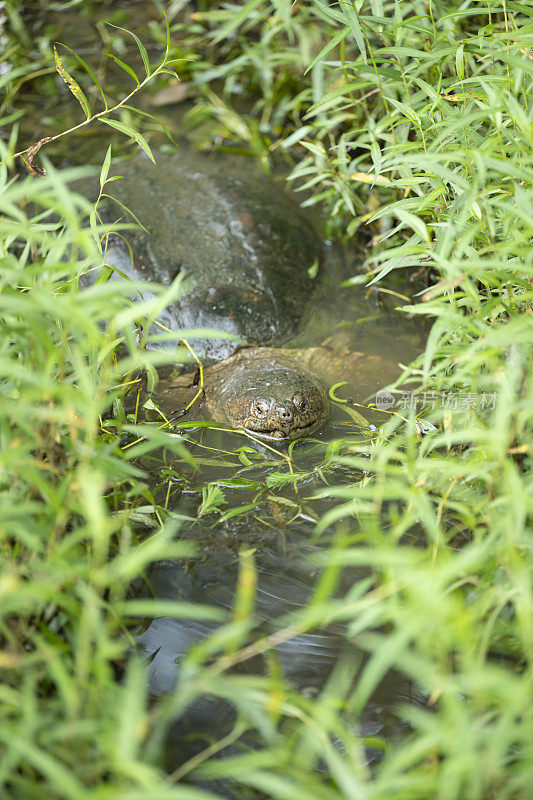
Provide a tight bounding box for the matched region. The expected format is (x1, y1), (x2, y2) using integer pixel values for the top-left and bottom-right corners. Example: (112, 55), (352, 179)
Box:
(117, 172), (427, 780)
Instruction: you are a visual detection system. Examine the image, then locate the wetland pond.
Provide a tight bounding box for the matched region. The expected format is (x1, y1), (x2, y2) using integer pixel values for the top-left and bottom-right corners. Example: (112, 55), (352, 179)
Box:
(15, 6), (429, 788)
(103, 150), (428, 780)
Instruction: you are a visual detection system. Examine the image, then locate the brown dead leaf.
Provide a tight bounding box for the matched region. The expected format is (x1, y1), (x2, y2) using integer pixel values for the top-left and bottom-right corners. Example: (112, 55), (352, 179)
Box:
(22, 137), (53, 177)
(150, 82), (193, 107)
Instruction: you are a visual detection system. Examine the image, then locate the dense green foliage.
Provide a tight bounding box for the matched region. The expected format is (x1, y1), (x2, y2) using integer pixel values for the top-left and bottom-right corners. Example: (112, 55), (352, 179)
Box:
(1, 2), (532, 799)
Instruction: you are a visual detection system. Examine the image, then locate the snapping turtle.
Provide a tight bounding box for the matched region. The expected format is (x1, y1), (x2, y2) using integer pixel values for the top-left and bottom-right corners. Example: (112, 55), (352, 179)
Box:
(103, 149), (341, 439)
(105, 149), (321, 361)
(105, 150), (396, 440)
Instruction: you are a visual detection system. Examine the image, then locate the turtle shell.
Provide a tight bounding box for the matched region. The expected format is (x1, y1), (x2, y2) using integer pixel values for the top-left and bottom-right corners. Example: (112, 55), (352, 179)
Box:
(106, 150), (322, 360)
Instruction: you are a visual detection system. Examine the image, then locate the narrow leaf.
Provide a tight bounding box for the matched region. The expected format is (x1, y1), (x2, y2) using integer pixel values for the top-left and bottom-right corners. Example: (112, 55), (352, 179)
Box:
(99, 144), (112, 187)
(338, 0), (367, 64)
(118, 599), (226, 621)
(53, 46), (91, 119)
(100, 118), (155, 164)
(163, 8), (171, 57)
(218, 502), (261, 522)
(281, 125), (312, 149)
(106, 23), (151, 77)
(304, 25), (350, 75)
(121, 105), (179, 146)
(57, 42), (107, 109)
(233, 548), (257, 624)
(395, 209), (430, 243)
(101, 192), (150, 233)
(384, 95), (422, 126)
(106, 53), (139, 86)
(312, 0), (348, 25)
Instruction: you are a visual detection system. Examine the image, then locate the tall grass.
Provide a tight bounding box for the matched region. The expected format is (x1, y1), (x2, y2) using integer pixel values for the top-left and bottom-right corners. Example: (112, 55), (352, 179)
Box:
(1, 1), (532, 799)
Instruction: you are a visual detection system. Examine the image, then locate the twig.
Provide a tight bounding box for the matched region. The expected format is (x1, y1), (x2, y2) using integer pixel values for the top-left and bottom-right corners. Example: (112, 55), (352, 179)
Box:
(11, 65), (168, 172)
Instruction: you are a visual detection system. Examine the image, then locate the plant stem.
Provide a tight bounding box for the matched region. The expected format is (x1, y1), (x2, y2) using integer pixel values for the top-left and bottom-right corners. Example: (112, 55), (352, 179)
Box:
(10, 64), (171, 163)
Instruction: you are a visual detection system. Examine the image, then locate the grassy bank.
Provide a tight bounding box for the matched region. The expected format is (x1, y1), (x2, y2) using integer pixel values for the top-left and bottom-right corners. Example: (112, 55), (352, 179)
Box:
(1, 2), (532, 799)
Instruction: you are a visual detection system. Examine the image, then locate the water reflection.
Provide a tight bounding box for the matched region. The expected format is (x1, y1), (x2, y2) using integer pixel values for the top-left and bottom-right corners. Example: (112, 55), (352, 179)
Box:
(135, 519), (423, 781)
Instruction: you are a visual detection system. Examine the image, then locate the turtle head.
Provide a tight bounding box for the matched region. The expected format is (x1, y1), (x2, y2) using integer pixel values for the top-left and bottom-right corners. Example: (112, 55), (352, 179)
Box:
(217, 361), (329, 441)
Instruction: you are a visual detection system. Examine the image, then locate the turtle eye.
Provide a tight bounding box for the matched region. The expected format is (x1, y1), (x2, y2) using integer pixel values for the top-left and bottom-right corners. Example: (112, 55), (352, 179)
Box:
(253, 400), (269, 417)
(292, 393), (305, 410)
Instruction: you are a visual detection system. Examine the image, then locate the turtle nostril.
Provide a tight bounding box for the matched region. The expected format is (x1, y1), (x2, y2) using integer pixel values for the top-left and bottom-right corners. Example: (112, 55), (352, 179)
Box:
(278, 406), (293, 422)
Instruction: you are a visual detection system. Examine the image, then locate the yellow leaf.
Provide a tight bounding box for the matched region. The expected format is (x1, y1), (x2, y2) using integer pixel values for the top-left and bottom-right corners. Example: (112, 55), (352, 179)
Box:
(346, 171), (391, 185)
(54, 46), (91, 119)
